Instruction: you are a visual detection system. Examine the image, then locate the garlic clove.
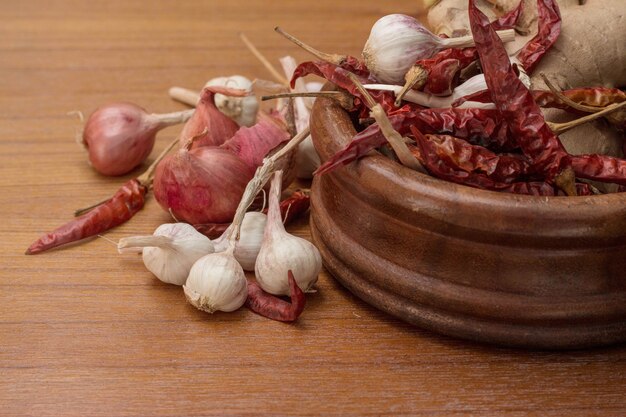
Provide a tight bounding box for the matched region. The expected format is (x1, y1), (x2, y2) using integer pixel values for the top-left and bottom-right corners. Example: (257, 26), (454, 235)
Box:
(183, 252), (248, 313)
(213, 211), (267, 271)
(118, 223), (214, 286)
(205, 75), (259, 127)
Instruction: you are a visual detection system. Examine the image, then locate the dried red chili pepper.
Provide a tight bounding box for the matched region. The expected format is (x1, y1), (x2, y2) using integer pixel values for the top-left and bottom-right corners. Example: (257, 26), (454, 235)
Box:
(533, 87), (626, 129)
(533, 87), (626, 110)
(469, 0), (569, 181)
(193, 190), (311, 239)
(315, 108), (512, 176)
(292, 61), (400, 116)
(26, 179), (147, 254)
(245, 270), (306, 322)
(569, 155), (626, 186)
(409, 126), (528, 183)
(423, 58), (462, 96)
(275, 189), (310, 224)
(409, 138), (591, 196)
(26, 138), (180, 255)
(516, 0), (562, 74)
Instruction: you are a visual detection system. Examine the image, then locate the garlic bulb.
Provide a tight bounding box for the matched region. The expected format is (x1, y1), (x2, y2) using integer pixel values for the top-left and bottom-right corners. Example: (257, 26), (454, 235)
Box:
(118, 223), (214, 286)
(184, 251), (248, 313)
(255, 170), (322, 296)
(204, 75), (259, 127)
(213, 211), (267, 271)
(363, 14), (515, 84)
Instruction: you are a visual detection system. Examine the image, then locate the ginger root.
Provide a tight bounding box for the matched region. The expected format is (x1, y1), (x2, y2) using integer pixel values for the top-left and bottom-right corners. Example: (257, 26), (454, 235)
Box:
(427, 0), (625, 192)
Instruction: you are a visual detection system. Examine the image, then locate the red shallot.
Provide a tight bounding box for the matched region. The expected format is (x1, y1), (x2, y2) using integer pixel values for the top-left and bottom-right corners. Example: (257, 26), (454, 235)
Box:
(153, 112), (290, 225)
(82, 103), (192, 176)
(178, 86), (242, 149)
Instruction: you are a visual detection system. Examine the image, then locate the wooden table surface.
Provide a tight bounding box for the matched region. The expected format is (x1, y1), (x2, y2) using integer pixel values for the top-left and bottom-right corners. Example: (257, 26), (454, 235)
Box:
(2, 1), (625, 415)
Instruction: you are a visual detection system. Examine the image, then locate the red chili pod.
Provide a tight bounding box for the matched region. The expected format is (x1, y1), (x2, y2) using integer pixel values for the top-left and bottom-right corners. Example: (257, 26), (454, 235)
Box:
(245, 271), (306, 322)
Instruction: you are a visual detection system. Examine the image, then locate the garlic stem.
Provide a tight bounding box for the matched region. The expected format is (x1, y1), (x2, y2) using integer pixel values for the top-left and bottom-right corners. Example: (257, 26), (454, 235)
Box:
(152, 109), (195, 128)
(548, 101), (626, 134)
(365, 73), (489, 108)
(227, 127), (311, 244)
(117, 235), (174, 252)
(441, 29), (516, 48)
(169, 87), (200, 107)
(347, 73), (425, 173)
(274, 27), (346, 66)
(540, 74), (601, 113)
(262, 91), (354, 111)
(240, 32), (289, 86)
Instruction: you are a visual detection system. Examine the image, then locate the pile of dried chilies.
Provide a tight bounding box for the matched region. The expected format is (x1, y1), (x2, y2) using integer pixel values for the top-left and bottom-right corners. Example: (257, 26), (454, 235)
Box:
(276, 0), (625, 197)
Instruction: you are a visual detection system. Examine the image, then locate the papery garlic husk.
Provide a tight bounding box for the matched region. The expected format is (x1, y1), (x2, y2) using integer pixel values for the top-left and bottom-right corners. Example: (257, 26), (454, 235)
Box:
(213, 211), (267, 271)
(278, 55), (321, 179)
(118, 223), (214, 286)
(205, 75), (259, 127)
(255, 170), (322, 296)
(183, 252), (248, 313)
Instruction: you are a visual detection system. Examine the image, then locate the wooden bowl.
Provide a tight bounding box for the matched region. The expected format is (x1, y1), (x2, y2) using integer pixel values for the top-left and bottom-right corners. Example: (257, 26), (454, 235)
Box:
(309, 96), (626, 349)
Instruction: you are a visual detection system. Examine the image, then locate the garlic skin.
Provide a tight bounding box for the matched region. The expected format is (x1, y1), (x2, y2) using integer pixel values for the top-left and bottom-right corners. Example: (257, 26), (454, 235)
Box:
(255, 171), (322, 296)
(118, 223), (214, 286)
(204, 75), (259, 127)
(363, 14), (443, 84)
(213, 211), (267, 271)
(184, 252), (248, 313)
(278, 56), (321, 179)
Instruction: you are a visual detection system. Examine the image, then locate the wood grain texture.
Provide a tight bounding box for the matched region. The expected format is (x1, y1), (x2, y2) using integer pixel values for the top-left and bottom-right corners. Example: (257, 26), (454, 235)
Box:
(1, 0), (624, 416)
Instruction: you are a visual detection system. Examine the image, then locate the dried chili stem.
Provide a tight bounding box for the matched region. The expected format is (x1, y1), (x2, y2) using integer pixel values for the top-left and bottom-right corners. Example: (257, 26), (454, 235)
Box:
(262, 91), (354, 111)
(274, 27), (346, 66)
(395, 65), (428, 107)
(540, 74), (600, 113)
(346, 73), (425, 173)
(168, 86), (200, 107)
(240, 32), (289, 86)
(554, 166), (578, 196)
(548, 101), (626, 134)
